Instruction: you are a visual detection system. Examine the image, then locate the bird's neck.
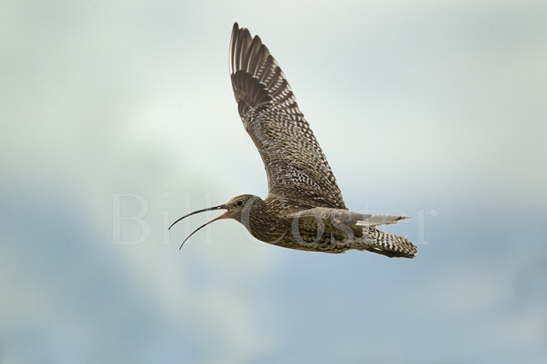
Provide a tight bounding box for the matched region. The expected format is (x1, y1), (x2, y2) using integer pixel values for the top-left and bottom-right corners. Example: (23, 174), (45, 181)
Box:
(239, 199), (289, 243)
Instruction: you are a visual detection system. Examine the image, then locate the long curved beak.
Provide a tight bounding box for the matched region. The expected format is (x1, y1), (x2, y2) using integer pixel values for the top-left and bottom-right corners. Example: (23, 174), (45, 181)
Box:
(168, 204), (227, 250)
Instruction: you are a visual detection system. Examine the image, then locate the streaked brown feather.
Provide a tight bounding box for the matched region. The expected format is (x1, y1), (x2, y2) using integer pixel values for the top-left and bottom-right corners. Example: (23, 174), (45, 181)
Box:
(223, 23), (417, 258)
(230, 22), (346, 211)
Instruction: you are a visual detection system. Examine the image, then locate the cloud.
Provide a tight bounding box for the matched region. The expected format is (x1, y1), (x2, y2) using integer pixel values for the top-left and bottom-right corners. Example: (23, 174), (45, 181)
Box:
(1, 0), (546, 363)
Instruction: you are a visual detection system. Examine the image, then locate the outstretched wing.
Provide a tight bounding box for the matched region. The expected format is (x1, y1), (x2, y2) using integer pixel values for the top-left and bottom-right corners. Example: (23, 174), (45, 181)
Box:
(230, 23), (346, 209)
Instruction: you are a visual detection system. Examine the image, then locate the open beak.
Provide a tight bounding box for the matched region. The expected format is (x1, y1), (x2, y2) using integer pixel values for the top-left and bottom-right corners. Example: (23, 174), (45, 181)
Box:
(168, 204), (227, 250)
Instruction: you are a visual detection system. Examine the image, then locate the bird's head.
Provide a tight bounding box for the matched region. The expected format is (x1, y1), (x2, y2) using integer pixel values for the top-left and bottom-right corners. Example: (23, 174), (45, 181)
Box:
(168, 194), (262, 249)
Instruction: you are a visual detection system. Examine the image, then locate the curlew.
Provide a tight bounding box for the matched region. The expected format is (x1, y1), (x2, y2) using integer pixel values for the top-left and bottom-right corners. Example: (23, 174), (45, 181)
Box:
(169, 23), (417, 258)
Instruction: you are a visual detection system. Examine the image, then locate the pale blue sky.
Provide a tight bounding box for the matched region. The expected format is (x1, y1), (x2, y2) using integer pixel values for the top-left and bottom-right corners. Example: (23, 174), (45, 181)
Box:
(1, 1), (546, 363)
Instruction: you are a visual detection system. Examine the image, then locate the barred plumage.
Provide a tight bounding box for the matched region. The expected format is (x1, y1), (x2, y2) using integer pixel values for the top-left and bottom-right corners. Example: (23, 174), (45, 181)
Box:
(362, 228), (417, 258)
(169, 23), (417, 259)
(230, 23), (346, 210)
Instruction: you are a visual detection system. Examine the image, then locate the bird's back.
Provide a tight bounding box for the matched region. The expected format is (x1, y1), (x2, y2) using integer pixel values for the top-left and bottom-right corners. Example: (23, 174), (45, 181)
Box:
(277, 207), (417, 258)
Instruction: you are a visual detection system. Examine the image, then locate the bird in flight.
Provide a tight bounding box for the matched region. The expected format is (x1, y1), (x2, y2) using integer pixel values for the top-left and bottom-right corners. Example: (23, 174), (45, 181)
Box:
(169, 23), (417, 258)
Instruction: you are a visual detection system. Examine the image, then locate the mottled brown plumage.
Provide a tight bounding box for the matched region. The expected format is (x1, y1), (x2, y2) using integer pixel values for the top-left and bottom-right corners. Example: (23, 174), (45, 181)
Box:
(169, 23), (417, 258)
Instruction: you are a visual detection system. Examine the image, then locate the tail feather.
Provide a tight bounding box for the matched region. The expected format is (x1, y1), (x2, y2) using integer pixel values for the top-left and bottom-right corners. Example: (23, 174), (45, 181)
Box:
(359, 227), (417, 258)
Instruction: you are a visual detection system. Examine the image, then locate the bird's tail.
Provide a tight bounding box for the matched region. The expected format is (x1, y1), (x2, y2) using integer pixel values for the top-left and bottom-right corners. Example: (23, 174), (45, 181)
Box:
(357, 227), (417, 258)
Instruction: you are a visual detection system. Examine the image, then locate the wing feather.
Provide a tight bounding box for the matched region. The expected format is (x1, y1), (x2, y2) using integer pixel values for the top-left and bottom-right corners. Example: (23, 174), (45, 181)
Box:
(230, 23), (346, 209)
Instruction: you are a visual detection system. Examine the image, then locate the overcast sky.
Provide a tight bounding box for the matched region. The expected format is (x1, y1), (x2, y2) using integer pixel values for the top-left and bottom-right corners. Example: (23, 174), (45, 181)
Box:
(1, 1), (546, 363)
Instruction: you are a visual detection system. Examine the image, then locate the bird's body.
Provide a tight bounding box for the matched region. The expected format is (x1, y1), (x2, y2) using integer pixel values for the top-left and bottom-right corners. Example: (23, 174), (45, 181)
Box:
(169, 23), (417, 259)
(219, 194), (416, 258)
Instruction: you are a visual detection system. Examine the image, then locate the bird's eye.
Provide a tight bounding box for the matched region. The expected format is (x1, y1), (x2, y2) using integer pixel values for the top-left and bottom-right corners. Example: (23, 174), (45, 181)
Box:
(236, 200), (243, 206)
